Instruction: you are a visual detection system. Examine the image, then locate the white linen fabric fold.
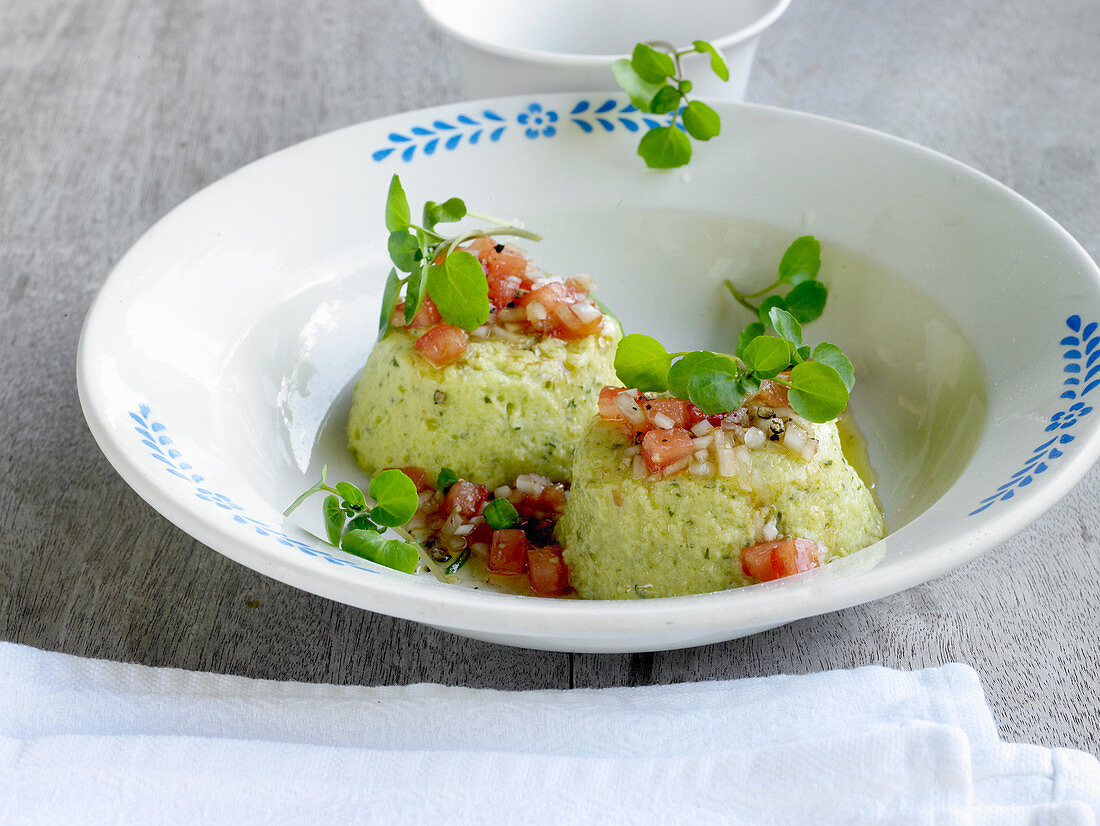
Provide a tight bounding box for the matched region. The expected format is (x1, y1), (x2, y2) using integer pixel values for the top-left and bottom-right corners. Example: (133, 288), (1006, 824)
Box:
(0, 642), (1096, 825)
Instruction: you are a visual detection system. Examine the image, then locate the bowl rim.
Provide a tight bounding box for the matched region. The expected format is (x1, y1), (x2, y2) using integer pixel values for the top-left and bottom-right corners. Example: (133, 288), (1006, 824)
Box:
(76, 93), (1100, 651)
(415, 0), (793, 67)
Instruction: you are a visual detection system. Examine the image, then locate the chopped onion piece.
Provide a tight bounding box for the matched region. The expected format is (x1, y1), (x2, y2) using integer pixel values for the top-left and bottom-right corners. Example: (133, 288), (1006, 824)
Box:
(652, 412), (675, 430)
(692, 434), (713, 450)
(743, 427), (767, 450)
(801, 438), (819, 461)
(689, 461), (711, 477)
(526, 301), (548, 323)
(762, 517), (778, 542)
(494, 486), (512, 499)
(570, 273), (595, 291)
(624, 445), (641, 457)
(691, 420), (715, 437)
(663, 456), (691, 477)
(632, 454), (648, 478)
(570, 301), (601, 324)
(783, 428), (807, 456)
(715, 432), (737, 477)
(614, 392), (646, 427)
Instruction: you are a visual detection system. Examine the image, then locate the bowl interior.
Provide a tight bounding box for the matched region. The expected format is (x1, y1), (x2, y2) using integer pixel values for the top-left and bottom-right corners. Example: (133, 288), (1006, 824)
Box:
(222, 209), (986, 540)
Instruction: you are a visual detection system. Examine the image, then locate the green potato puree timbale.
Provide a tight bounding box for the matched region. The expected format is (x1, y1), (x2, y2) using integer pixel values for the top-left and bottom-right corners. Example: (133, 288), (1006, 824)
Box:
(347, 320), (621, 490)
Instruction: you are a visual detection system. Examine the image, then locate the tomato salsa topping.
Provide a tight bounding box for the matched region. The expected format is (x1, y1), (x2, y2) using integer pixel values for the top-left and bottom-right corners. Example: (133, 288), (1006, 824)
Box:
(393, 236), (607, 365)
(596, 381), (821, 481)
(395, 466), (572, 596)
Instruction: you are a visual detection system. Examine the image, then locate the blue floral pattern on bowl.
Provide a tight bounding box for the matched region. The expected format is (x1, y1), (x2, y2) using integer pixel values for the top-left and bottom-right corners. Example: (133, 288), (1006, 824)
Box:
(129, 404), (378, 572)
(968, 315), (1097, 515)
(370, 98), (677, 161)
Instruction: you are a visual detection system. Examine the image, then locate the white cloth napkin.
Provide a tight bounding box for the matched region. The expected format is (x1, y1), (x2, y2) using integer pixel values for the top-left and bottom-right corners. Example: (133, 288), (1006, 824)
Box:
(0, 642), (1096, 825)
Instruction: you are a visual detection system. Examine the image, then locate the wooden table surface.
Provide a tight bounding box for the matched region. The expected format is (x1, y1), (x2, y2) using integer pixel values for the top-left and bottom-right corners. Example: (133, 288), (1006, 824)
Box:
(3, 0), (1098, 753)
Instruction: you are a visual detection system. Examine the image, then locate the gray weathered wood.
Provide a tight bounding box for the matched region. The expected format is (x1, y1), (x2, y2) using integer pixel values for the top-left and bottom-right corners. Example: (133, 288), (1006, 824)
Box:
(1, 0), (1097, 751)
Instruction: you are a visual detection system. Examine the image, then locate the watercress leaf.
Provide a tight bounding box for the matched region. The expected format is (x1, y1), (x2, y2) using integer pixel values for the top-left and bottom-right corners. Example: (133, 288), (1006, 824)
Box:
(795, 344), (812, 363)
(812, 342), (855, 391)
(743, 335), (793, 379)
(335, 481), (366, 511)
(385, 174), (411, 233)
(630, 43), (676, 83)
(611, 59), (664, 112)
(426, 197), (466, 226)
(368, 468), (419, 527)
(736, 373), (761, 398)
(682, 100), (720, 141)
(677, 79), (693, 95)
(614, 334), (671, 392)
(667, 351), (716, 399)
(784, 279), (828, 323)
(685, 354), (743, 414)
(692, 39), (730, 81)
(341, 528), (386, 559)
(346, 513), (378, 533)
(388, 230), (420, 273)
(787, 361), (848, 423)
(649, 85), (682, 115)
(403, 264), (428, 325)
(377, 539), (420, 574)
(377, 267), (402, 339)
(637, 125), (692, 169)
(483, 498), (519, 530)
(437, 468), (459, 493)
(769, 306), (803, 346)
(427, 250), (490, 331)
(323, 494), (345, 545)
(421, 200), (438, 231)
(758, 294), (787, 328)
(736, 322), (765, 359)
(777, 235), (821, 286)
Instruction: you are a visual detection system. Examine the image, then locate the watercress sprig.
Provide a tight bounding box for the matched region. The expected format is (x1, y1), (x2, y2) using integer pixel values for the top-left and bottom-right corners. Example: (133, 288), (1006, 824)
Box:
(614, 305), (854, 423)
(725, 236), (829, 357)
(379, 174), (542, 338)
(612, 40), (729, 168)
(284, 465), (428, 575)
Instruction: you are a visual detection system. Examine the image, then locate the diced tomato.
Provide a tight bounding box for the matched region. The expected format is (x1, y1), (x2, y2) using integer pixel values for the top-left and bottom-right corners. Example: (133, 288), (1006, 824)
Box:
(752, 376), (791, 410)
(598, 386), (628, 422)
(517, 282), (599, 339)
(488, 528), (528, 574)
(528, 545), (569, 595)
(741, 538), (820, 582)
(514, 483), (568, 520)
(548, 301), (602, 339)
(483, 243), (529, 283)
(642, 398), (701, 429)
(687, 404), (725, 427)
(640, 427), (695, 473)
(414, 323), (468, 367)
(466, 518), (493, 547)
(487, 273), (524, 309)
(391, 466), (430, 492)
(395, 297), (442, 328)
(443, 480), (489, 518)
(518, 281), (571, 312)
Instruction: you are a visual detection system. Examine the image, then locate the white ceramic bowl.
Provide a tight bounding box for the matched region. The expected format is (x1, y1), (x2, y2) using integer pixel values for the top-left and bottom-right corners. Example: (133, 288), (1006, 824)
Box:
(78, 93), (1100, 652)
(417, 0), (792, 100)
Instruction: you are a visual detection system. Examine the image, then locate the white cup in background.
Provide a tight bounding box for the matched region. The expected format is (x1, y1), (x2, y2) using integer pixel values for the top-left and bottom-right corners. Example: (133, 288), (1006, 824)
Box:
(417, 0), (793, 101)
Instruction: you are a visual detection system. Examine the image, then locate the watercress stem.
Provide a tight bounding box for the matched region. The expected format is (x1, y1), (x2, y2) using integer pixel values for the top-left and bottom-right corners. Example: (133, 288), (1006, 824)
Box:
(390, 525), (450, 582)
(724, 280), (761, 313)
